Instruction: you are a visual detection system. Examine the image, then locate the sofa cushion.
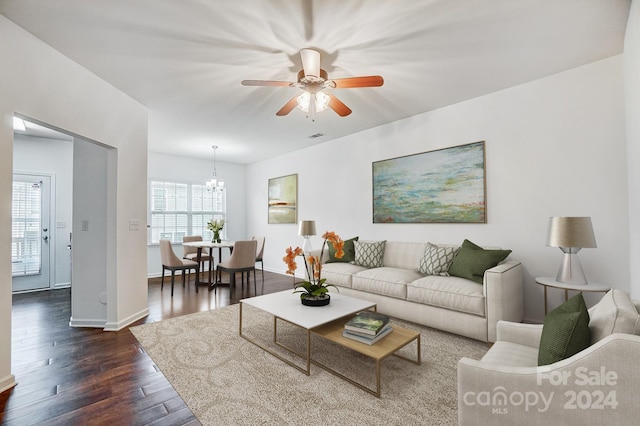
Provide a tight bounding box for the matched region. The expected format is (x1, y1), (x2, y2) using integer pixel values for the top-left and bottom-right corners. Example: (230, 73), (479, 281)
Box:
(588, 289), (640, 344)
(407, 275), (485, 316)
(352, 267), (422, 299)
(327, 236), (358, 263)
(382, 241), (427, 269)
(417, 243), (459, 276)
(321, 263), (368, 289)
(448, 239), (511, 284)
(538, 293), (591, 366)
(480, 341), (539, 368)
(352, 240), (386, 268)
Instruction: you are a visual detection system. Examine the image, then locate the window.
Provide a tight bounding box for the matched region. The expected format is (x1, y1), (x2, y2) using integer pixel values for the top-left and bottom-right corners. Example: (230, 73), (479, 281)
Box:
(12, 180), (42, 276)
(149, 180), (225, 244)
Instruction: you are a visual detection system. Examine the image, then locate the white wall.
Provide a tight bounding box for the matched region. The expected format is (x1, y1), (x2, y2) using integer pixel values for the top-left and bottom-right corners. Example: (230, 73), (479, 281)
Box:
(247, 55), (627, 324)
(13, 135), (73, 288)
(146, 151), (246, 277)
(71, 139), (109, 326)
(0, 16), (149, 392)
(625, 0), (640, 300)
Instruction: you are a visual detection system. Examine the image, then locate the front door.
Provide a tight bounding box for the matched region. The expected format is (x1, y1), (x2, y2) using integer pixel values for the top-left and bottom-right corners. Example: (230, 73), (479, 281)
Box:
(12, 173), (51, 292)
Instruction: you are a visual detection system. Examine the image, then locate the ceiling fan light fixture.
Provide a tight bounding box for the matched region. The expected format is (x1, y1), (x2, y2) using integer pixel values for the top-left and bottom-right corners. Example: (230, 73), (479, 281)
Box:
(296, 91), (330, 113)
(241, 48), (382, 118)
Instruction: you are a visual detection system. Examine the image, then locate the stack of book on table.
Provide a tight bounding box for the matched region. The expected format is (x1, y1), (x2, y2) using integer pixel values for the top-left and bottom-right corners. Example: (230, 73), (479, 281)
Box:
(343, 311), (392, 345)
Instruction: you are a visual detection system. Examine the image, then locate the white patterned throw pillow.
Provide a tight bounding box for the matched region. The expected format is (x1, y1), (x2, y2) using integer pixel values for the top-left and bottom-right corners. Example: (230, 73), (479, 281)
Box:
(352, 240), (386, 268)
(417, 243), (459, 276)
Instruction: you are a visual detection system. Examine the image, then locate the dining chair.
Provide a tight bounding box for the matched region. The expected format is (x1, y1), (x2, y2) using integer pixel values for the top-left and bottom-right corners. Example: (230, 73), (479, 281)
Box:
(159, 240), (199, 296)
(216, 240), (258, 295)
(183, 235), (213, 284)
(252, 236), (265, 287)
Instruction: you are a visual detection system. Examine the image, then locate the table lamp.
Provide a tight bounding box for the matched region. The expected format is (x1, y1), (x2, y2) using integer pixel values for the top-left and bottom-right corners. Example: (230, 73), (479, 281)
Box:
(298, 220), (316, 254)
(546, 216), (597, 285)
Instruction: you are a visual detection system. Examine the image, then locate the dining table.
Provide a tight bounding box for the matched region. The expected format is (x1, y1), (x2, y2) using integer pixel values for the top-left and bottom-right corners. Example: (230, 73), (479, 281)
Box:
(182, 240), (234, 290)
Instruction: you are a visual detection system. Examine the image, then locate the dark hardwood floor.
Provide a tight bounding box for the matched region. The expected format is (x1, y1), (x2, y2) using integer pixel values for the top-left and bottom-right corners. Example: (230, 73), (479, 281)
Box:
(1, 270), (294, 425)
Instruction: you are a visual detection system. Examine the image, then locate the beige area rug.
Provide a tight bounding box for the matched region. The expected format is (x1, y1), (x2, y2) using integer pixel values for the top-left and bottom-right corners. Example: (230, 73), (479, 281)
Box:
(130, 304), (489, 425)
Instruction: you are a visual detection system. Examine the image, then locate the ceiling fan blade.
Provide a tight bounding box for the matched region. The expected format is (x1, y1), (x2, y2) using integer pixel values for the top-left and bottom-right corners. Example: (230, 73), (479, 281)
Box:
(276, 95), (299, 116)
(300, 48), (320, 78)
(241, 80), (292, 87)
(331, 75), (384, 88)
(327, 93), (352, 117)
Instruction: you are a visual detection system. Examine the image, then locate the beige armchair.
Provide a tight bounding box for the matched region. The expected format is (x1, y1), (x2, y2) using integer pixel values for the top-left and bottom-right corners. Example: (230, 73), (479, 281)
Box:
(216, 240), (258, 295)
(457, 292), (640, 425)
(159, 240), (199, 296)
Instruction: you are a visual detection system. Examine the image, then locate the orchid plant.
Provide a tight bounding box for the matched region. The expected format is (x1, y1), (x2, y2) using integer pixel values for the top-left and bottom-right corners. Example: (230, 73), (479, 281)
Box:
(284, 231), (345, 300)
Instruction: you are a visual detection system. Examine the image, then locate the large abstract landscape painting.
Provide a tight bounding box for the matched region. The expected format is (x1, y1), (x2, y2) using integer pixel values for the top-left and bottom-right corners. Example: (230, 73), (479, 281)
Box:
(373, 141), (486, 223)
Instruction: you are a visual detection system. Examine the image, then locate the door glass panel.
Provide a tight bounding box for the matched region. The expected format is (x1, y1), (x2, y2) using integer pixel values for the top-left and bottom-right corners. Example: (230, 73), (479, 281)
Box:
(12, 180), (42, 276)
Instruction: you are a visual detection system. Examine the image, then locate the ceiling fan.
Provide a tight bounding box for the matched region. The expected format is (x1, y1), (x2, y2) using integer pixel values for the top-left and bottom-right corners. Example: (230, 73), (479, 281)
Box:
(241, 49), (384, 120)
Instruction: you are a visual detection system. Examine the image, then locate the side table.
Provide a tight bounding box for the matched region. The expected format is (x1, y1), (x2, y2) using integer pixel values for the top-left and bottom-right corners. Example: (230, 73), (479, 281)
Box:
(535, 277), (610, 314)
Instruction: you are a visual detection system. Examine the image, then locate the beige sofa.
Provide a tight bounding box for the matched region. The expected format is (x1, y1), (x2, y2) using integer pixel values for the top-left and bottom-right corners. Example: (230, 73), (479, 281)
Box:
(457, 290), (640, 425)
(318, 241), (523, 343)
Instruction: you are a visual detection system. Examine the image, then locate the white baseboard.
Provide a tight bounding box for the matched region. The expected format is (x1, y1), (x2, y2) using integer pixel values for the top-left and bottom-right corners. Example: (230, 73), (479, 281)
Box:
(104, 307), (150, 331)
(69, 317), (107, 328)
(0, 374), (16, 394)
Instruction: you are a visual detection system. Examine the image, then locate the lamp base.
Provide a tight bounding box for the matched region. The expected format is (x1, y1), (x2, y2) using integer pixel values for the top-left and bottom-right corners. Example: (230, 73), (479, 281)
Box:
(302, 237), (312, 254)
(556, 252), (589, 285)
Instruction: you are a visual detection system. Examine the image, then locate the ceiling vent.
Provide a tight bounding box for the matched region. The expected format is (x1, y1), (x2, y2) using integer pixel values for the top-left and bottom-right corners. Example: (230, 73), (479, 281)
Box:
(308, 133), (325, 139)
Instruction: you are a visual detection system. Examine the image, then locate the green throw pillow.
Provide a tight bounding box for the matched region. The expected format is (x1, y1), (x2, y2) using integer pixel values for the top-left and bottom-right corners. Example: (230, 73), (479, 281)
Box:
(327, 236), (359, 263)
(538, 293), (591, 366)
(351, 240), (386, 268)
(447, 239), (511, 284)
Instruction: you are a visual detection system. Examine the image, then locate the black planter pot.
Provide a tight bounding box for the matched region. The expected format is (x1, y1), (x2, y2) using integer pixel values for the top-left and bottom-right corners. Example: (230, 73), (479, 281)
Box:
(301, 295), (330, 306)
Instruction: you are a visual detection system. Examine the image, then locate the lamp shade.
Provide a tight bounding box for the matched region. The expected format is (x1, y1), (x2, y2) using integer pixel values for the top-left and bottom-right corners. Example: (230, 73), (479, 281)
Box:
(546, 217), (597, 248)
(298, 220), (316, 237)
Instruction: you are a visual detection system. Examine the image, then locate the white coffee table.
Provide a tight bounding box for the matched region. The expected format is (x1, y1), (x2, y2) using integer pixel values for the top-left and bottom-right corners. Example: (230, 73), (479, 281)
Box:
(239, 290), (421, 397)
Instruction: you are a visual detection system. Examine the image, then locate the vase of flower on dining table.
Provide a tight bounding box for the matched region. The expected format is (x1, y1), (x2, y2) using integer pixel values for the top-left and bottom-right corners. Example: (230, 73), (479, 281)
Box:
(207, 218), (225, 243)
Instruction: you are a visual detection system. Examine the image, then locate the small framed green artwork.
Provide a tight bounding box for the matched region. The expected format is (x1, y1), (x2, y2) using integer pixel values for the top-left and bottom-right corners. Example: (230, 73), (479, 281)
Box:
(268, 174), (297, 224)
(373, 141), (486, 223)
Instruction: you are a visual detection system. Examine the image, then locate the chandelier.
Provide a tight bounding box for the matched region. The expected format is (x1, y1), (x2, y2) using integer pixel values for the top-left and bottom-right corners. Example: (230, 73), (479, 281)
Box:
(205, 145), (225, 193)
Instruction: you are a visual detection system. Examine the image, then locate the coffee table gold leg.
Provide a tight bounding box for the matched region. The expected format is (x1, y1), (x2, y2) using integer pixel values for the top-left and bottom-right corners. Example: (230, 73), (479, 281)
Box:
(375, 360), (381, 398)
(273, 316), (277, 343)
(306, 329), (311, 375)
